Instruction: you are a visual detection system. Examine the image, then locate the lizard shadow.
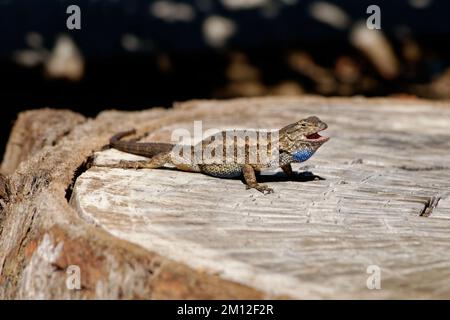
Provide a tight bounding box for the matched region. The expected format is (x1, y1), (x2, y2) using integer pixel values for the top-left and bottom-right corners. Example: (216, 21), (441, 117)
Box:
(155, 167), (324, 183)
(246, 171), (325, 183)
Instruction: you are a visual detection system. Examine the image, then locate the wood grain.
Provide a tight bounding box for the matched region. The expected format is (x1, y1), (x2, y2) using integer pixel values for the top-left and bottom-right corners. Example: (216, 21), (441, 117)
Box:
(70, 98), (450, 299)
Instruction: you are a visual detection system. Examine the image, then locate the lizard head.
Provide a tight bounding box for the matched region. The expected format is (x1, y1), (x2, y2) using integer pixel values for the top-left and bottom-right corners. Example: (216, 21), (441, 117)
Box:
(279, 116), (329, 154)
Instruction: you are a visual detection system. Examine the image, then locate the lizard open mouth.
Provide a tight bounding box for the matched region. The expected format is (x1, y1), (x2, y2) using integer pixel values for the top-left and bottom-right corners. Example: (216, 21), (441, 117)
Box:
(305, 130), (329, 142)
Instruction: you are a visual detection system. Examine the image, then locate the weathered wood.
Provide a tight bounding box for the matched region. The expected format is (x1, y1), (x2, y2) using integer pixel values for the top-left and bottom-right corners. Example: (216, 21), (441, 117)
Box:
(1, 109), (85, 175)
(1, 97), (450, 299)
(0, 173), (8, 230)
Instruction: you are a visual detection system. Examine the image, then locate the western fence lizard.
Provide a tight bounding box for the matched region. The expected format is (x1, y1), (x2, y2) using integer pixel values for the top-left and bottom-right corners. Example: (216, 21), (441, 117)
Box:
(108, 116), (329, 193)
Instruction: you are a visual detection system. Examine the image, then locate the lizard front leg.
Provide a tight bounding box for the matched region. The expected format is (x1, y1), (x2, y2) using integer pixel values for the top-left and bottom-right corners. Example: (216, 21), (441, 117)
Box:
(281, 163), (295, 177)
(243, 164), (274, 194)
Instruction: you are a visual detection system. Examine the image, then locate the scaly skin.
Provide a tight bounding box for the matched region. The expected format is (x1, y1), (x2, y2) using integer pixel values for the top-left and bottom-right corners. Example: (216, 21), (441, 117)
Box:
(108, 116), (329, 193)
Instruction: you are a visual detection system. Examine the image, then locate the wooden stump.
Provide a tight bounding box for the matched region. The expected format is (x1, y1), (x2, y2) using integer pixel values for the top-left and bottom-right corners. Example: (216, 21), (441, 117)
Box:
(1, 97), (450, 299)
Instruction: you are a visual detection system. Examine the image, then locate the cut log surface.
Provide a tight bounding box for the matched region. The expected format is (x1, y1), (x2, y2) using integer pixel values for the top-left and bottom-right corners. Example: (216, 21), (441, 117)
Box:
(1, 97), (450, 299)
(71, 98), (450, 299)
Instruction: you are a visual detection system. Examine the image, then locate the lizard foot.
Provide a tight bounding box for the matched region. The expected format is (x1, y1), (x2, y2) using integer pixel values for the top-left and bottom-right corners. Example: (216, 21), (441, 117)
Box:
(246, 184), (274, 194)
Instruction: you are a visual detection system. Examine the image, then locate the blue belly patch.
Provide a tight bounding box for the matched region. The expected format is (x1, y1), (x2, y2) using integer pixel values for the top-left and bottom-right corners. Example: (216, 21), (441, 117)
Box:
(292, 149), (314, 162)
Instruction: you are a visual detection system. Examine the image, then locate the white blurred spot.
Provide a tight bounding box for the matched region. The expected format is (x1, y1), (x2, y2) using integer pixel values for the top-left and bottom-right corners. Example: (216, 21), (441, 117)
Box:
(408, 0), (433, 9)
(45, 35), (84, 81)
(221, 0), (268, 10)
(203, 16), (236, 48)
(14, 32), (46, 67)
(150, 1), (195, 22)
(309, 1), (350, 30)
(13, 50), (46, 67)
(121, 34), (141, 52)
(25, 32), (43, 49)
(350, 21), (399, 79)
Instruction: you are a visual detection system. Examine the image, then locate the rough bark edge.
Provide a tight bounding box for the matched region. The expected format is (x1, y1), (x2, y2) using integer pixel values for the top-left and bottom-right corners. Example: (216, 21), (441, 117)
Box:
(0, 173), (9, 234)
(1, 109), (86, 175)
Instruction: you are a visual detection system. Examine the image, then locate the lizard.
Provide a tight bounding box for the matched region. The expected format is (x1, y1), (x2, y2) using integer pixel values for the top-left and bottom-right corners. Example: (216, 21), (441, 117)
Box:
(108, 116), (329, 194)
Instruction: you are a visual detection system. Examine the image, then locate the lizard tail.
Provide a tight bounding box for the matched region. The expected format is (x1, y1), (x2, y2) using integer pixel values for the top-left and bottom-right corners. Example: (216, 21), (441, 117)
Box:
(109, 129), (174, 158)
(110, 129), (137, 144)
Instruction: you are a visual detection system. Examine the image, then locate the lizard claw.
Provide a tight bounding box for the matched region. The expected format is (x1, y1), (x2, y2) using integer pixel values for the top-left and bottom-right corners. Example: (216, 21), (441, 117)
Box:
(262, 187), (274, 194)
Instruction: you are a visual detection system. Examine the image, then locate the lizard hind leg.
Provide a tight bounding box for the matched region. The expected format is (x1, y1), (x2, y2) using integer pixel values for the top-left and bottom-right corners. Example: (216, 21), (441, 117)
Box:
(113, 152), (171, 169)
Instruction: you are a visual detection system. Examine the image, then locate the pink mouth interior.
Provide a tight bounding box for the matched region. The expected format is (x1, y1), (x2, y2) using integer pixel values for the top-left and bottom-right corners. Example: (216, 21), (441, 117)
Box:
(305, 132), (329, 141)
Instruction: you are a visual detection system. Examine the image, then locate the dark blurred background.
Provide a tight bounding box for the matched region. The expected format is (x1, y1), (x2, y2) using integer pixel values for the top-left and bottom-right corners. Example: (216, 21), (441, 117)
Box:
(1, 0), (450, 156)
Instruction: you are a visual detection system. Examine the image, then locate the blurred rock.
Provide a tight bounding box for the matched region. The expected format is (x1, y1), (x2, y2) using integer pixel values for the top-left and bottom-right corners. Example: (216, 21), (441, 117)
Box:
(45, 35), (85, 81)
(350, 22), (399, 80)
